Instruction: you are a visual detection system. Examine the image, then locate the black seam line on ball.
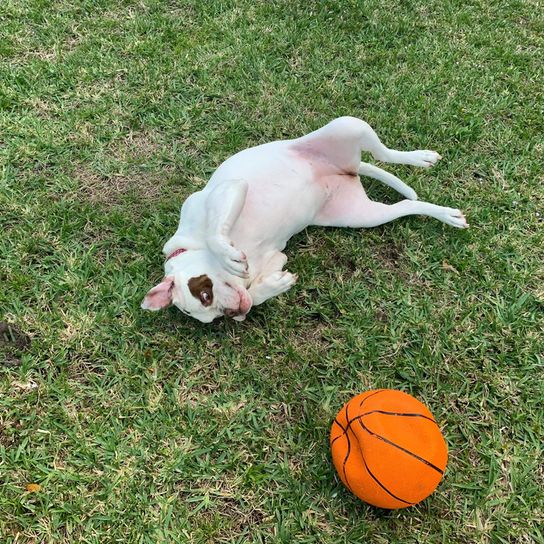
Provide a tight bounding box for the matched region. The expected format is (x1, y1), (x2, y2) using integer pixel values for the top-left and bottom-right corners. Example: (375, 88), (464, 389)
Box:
(357, 418), (444, 475)
(361, 454), (414, 505)
(338, 391), (387, 493)
(332, 418), (345, 435)
(358, 389), (387, 408)
(334, 395), (414, 505)
(341, 404), (353, 492)
(330, 389), (387, 448)
(360, 410), (437, 424)
(330, 418), (348, 449)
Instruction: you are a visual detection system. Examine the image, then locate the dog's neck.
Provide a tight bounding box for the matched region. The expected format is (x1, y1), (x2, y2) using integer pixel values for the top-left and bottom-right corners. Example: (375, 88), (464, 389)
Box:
(162, 233), (203, 258)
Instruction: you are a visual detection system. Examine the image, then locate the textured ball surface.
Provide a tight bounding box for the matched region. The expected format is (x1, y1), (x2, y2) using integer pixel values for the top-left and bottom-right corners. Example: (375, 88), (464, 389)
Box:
(330, 389), (448, 509)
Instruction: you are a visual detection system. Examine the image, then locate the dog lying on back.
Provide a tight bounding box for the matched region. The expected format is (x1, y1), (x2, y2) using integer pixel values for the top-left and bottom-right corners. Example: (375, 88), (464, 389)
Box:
(142, 116), (467, 322)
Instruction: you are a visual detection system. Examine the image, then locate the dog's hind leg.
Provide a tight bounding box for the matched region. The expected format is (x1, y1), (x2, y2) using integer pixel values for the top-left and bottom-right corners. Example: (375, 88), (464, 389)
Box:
(296, 117), (442, 172)
(350, 117), (442, 168)
(315, 179), (467, 229)
(358, 162), (418, 201)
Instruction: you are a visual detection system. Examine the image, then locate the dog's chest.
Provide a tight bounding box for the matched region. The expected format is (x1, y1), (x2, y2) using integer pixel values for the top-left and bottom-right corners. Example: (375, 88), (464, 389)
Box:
(214, 144), (325, 252)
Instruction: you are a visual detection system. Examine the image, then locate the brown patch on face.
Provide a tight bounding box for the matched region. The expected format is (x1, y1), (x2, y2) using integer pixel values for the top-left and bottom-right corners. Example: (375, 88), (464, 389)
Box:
(188, 275), (214, 307)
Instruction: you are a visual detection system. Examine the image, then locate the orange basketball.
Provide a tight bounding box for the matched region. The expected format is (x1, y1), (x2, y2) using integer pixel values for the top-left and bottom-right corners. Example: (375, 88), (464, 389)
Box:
(330, 389), (448, 509)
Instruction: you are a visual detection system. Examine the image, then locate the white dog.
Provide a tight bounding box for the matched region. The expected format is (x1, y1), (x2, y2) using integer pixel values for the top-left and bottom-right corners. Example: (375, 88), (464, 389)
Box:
(142, 116), (467, 322)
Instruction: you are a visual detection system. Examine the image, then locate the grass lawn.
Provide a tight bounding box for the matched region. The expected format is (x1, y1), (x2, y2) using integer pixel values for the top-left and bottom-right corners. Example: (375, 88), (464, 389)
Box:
(1, 0), (543, 542)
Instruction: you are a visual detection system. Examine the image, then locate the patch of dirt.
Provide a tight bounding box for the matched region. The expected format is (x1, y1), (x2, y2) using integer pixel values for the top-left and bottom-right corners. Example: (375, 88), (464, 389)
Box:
(293, 321), (332, 352)
(0, 321), (31, 367)
(325, 249), (360, 278)
(0, 322), (30, 350)
(0, 422), (16, 447)
(183, 479), (268, 535)
(374, 308), (388, 323)
(372, 244), (402, 269)
(2, 353), (23, 367)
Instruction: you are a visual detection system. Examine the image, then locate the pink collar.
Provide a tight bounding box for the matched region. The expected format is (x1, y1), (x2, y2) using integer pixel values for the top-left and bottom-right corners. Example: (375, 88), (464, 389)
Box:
(165, 248), (187, 261)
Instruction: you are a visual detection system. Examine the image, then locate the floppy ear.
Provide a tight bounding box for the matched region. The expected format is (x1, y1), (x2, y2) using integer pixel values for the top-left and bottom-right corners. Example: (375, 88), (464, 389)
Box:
(141, 276), (175, 311)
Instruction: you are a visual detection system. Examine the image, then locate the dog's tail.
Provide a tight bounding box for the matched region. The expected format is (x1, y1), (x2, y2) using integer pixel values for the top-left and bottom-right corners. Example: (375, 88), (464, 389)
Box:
(358, 162), (418, 201)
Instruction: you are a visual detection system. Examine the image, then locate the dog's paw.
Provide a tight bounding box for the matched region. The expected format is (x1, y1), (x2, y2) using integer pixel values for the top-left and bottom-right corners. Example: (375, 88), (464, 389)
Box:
(406, 150), (442, 168)
(438, 208), (469, 228)
(256, 270), (297, 297)
(208, 236), (249, 278)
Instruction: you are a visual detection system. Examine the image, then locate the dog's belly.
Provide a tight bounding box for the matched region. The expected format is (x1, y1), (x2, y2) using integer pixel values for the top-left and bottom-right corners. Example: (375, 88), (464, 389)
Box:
(209, 141), (329, 257)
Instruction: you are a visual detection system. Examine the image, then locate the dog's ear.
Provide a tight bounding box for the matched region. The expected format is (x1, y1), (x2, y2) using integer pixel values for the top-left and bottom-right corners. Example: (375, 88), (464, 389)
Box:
(141, 276), (175, 311)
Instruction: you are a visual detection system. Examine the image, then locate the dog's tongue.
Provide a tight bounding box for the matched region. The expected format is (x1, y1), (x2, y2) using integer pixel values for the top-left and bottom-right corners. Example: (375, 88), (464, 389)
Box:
(227, 283), (252, 320)
(237, 288), (253, 315)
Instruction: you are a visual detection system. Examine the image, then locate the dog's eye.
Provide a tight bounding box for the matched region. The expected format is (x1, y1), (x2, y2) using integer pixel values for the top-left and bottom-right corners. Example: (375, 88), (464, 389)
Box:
(200, 291), (211, 306)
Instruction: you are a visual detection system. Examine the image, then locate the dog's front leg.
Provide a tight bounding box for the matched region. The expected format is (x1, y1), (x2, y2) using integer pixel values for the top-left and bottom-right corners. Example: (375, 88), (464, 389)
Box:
(205, 179), (249, 278)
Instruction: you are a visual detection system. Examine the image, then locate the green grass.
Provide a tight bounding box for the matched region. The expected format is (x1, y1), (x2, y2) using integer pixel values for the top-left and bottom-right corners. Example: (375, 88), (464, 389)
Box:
(1, 0), (543, 542)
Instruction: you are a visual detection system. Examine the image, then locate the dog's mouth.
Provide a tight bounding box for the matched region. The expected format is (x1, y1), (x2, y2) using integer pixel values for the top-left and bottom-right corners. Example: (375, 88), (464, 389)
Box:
(224, 282), (253, 320)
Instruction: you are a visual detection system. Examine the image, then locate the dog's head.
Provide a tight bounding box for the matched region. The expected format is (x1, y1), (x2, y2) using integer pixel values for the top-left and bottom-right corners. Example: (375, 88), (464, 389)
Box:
(141, 250), (252, 323)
